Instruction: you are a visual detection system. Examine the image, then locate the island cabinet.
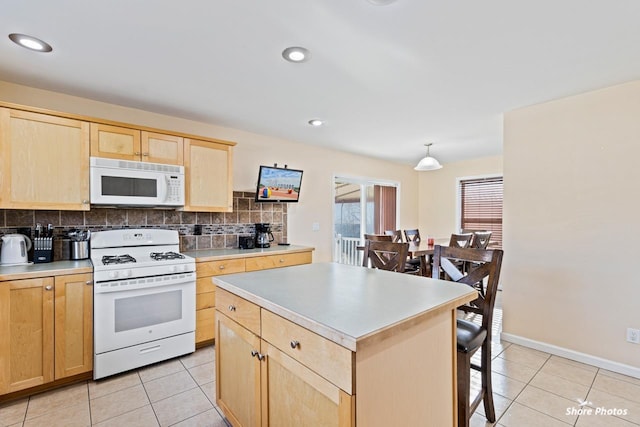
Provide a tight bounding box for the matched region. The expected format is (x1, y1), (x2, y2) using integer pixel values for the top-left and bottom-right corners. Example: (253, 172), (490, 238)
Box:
(0, 108), (90, 210)
(90, 124), (184, 165)
(213, 262), (477, 427)
(215, 288), (354, 427)
(190, 246), (314, 346)
(0, 271), (93, 395)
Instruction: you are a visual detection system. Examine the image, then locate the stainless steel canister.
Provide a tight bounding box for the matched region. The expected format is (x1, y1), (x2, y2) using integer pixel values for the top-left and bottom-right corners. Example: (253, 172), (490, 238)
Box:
(70, 240), (89, 260)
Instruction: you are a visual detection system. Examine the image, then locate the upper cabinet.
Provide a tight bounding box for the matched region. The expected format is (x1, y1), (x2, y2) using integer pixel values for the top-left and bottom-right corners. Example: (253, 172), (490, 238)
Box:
(90, 124), (184, 165)
(0, 108), (91, 210)
(183, 138), (234, 212)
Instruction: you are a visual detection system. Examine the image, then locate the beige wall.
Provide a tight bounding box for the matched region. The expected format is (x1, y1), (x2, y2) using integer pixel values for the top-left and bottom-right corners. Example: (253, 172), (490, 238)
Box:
(502, 80), (640, 369)
(0, 81), (419, 262)
(417, 155), (503, 240)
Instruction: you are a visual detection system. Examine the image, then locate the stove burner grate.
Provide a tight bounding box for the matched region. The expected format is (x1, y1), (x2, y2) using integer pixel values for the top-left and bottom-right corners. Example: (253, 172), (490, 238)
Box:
(102, 254), (137, 265)
(150, 251), (186, 261)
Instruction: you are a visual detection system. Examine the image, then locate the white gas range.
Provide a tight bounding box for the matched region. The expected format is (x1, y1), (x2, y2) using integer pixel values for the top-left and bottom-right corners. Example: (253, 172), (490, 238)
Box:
(90, 228), (196, 379)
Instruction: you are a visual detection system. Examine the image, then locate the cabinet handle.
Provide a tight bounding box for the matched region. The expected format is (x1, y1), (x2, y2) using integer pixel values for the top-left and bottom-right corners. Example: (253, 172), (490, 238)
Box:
(251, 350), (258, 358)
(82, 199), (89, 204)
(279, 258), (285, 263)
(135, 151), (141, 155)
(45, 285), (53, 291)
(219, 265), (225, 270)
(257, 352), (265, 361)
(228, 305), (236, 312)
(86, 280), (94, 285)
(142, 152), (149, 156)
(290, 340), (300, 349)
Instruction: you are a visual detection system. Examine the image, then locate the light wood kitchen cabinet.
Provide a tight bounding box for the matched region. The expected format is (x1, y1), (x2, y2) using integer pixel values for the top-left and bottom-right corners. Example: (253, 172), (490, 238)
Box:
(0, 108), (90, 210)
(193, 248), (313, 346)
(183, 138), (233, 212)
(0, 272), (93, 395)
(215, 288), (353, 427)
(245, 252), (313, 272)
(90, 124), (184, 165)
(0, 277), (54, 394)
(54, 273), (93, 378)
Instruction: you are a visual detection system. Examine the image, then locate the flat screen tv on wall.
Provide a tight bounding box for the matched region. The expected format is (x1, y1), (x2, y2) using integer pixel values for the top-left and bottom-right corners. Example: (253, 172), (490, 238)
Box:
(255, 165), (303, 203)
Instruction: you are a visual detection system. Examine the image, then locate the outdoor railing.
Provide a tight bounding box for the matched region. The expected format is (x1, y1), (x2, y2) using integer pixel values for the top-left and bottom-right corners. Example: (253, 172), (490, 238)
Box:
(334, 235), (362, 266)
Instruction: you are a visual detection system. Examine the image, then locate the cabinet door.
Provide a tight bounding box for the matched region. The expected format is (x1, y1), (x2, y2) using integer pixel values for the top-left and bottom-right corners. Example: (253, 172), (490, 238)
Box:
(141, 131), (184, 165)
(0, 108), (90, 210)
(183, 138), (233, 212)
(261, 340), (354, 427)
(90, 123), (141, 160)
(245, 251), (313, 272)
(0, 277), (54, 394)
(54, 273), (93, 379)
(216, 312), (261, 427)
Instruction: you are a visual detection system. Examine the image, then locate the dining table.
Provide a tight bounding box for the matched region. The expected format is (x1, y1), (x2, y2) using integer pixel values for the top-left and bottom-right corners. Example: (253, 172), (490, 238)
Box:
(408, 239), (450, 276)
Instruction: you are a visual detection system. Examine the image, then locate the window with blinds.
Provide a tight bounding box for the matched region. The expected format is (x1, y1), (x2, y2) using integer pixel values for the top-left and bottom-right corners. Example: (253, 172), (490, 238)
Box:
(459, 176), (503, 248)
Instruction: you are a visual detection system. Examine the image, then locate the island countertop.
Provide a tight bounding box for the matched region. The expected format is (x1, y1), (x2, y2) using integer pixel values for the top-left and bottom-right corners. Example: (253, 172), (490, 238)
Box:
(213, 261), (476, 351)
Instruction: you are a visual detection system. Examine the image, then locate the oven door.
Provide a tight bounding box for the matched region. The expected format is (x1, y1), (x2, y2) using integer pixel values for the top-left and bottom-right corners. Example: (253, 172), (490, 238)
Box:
(94, 278), (195, 354)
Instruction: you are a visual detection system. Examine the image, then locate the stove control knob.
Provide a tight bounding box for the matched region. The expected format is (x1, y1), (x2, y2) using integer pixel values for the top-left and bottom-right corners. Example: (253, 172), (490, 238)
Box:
(178, 264), (187, 272)
(122, 270), (132, 278)
(169, 265), (177, 273)
(109, 271), (119, 279)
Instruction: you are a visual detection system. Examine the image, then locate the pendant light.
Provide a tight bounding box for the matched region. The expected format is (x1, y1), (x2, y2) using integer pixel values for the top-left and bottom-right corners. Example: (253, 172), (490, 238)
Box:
(414, 143), (443, 171)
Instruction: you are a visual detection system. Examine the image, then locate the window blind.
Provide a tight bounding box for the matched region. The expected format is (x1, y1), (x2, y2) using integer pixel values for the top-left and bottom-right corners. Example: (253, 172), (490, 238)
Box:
(460, 177), (503, 248)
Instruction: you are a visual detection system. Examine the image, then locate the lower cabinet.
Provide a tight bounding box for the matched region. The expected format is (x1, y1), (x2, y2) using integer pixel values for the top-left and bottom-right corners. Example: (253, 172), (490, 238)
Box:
(195, 249), (313, 346)
(0, 273), (93, 395)
(215, 288), (354, 427)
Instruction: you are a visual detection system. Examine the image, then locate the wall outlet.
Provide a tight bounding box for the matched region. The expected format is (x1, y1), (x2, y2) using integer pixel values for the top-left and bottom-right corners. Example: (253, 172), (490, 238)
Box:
(312, 222), (320, 232)
(627, 328), (640, 344)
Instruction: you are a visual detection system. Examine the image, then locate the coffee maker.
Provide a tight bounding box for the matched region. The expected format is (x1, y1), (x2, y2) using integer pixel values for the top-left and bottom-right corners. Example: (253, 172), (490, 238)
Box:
(255, 223), (274, 248)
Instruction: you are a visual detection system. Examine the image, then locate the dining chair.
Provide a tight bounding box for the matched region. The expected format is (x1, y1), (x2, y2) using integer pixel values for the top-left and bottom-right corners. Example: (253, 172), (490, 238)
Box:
(364, 233), (393, 242)
(431, 245), (504, 427)
(384, 230), (403, 243)
(449, 233), (473, 248)
(470, 231), (492, 249)
(403, 229), (421, 244)
(361, 240), (410, 273)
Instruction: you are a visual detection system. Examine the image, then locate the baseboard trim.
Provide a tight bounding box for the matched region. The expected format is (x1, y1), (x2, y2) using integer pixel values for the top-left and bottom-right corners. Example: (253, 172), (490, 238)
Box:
(500, 332), (640, 380)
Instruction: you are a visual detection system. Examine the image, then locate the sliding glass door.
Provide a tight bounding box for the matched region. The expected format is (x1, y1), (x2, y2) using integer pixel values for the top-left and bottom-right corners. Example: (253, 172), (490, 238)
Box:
(333, 176), (398, 264)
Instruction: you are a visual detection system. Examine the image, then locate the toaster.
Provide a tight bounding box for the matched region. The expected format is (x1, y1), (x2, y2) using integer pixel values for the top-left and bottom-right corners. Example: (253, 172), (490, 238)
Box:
(239, 235), (255, 249)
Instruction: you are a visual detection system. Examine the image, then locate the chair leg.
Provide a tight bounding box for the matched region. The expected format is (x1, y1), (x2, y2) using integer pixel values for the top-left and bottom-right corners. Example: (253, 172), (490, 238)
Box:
(457, 350), (471, 427)
(481, 341), (496, 422)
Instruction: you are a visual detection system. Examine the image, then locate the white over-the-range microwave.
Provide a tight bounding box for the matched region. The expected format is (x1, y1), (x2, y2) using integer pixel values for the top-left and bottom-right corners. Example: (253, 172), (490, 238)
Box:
(90, 157), (185, 207)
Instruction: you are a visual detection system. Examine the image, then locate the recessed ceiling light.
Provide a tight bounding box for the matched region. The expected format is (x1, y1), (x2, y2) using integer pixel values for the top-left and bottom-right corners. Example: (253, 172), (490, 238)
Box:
(8, 33), (53, 52)
(308, 119), (324, 127)
(282, 47), (311, 63)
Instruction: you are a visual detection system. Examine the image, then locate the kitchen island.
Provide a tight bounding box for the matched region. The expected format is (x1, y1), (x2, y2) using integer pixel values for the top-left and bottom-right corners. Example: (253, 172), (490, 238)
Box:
(213, 262), (476, 427)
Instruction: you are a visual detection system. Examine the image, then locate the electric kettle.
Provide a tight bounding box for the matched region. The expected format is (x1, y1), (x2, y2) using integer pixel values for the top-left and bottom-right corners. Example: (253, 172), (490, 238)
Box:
(1, 234), (32, 265)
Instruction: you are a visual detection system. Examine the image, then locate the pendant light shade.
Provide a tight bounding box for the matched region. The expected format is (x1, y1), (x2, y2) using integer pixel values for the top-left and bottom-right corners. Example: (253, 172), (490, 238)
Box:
(414, 143), (442, 171)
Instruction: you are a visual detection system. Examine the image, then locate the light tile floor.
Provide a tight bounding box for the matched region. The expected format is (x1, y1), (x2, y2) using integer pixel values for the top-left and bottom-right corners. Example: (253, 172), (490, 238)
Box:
(1, 291), (639, 426)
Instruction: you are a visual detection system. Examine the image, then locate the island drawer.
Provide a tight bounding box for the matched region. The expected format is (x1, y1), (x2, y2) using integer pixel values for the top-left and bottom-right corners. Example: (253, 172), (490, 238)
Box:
(261, 309), (353, 394)
(196, 258), (246, 276)
(216, 287), (260, 335)
(245, 252), (312, 271)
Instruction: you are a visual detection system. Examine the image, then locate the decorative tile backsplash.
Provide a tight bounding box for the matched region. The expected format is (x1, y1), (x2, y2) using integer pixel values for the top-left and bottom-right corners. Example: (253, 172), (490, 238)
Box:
(0, 192), (287, 260)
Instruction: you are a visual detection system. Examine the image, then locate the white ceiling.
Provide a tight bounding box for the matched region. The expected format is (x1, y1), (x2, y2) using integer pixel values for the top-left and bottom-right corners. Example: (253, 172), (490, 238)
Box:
(2, 1), (640, 166)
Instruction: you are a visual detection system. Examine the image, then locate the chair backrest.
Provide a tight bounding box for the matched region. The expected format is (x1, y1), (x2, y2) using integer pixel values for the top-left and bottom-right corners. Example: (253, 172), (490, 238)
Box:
(403, 229), (421, 244)
(362, 240), (409, 272)
(449, 233), (473, 248)
(384, 230), (403, 243)
(431, 246), (503, 333)
(364, 234), (393, 242)
(470, 231), (492, 249)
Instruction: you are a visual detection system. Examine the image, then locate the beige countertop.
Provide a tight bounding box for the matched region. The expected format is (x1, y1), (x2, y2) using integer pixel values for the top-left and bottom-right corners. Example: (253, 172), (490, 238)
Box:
(184, 244), (314, 262)
(213, 262), (476, 351)
(0, 260), (93, 281)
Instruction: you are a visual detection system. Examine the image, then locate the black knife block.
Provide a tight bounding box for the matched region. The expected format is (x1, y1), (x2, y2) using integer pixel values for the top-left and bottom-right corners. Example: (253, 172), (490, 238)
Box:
(34, 237), (54, 263)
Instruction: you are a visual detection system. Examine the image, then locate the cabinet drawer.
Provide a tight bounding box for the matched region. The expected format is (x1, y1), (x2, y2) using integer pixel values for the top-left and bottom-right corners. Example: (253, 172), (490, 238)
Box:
(216, 287), (260, 335)
(196, 291), (215, 310)
(245, 251), (312, 271)
(196, 276), (215, 294)
(261, 310), (353, 394)
(196, 307), (215, 343)
(196, 259), (245, 276)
